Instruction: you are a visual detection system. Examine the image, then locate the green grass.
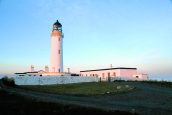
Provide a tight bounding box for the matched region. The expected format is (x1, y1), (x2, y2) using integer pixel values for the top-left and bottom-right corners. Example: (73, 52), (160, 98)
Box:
(18, 82), (134, 95)
(0, 90), (134, 115)
(141, 80), (172, 88)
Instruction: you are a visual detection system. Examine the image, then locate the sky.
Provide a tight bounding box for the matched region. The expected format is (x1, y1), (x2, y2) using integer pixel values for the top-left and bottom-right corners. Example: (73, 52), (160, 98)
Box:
(0, 0), (172, 80)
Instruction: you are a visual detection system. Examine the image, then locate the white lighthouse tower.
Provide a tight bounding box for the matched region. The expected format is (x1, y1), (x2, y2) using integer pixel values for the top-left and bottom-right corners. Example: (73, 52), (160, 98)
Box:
(50, 20), (63, 72)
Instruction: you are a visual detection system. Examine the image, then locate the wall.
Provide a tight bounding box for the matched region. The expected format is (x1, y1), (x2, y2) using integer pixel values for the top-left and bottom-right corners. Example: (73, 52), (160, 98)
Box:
(110, 76), (136, 81)
(50, 35), (61, 72)
(80, 69), (120, 81)
(80, 69), (138, 81)
(119, 69), (137, 78)
(14, 75), (99, 85)
(132, 74), (148, 81)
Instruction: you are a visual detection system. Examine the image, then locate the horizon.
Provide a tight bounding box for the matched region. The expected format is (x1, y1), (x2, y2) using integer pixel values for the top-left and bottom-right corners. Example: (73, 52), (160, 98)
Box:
(0, 0), (172, 80)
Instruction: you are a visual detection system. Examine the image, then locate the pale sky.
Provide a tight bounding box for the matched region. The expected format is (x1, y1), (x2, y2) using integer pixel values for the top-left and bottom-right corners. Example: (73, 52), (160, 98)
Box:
(0, 0), (172, 80)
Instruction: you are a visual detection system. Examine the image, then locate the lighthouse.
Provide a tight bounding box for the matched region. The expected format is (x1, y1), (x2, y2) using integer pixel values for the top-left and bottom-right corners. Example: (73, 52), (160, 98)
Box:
(50, 20), (63, 72)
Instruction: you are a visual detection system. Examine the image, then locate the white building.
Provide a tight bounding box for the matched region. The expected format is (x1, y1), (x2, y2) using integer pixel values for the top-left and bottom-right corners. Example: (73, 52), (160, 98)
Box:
(50, 20), (63, 72)
(80, 67), (148, 81)
(14, 20), (149, 85)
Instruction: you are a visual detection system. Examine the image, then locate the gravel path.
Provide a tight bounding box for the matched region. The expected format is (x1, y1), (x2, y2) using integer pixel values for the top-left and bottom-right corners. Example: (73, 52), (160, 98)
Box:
(1, 81), (172, 115)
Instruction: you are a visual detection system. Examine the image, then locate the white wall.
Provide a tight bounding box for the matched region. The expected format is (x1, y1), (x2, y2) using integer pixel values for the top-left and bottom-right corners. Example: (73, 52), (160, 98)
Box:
(14, 75), (99, 85)
(80, 69), (148, 81)
(80, 69), (120, 81)
(132, 74), (148, 81)
(80, 69), (137, 80)
(50, 35), (61, 72)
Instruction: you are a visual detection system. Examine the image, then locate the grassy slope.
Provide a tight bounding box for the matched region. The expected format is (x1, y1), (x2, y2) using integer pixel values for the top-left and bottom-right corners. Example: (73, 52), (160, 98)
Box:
(141, 80), (172, 88)
(18, 82), (134, 95)
(0, 90), (134, 115)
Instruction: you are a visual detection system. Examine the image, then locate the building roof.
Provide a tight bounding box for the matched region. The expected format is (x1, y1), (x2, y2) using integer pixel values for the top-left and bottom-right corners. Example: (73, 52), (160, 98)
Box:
(80, 67), (137, 72)
(15, 70), (46, 74)
(53, 20), (62, 27)
(15, 71), (38, 74)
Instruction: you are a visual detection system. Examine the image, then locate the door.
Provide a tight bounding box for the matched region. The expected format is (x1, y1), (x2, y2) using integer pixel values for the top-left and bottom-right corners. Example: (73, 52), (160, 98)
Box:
(108, 72), (111, 82)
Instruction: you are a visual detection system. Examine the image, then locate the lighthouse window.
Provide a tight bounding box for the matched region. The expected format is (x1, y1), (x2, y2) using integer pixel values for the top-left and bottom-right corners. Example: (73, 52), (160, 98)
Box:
(59, 38), (60, 41)
(59, 50), (60, 54)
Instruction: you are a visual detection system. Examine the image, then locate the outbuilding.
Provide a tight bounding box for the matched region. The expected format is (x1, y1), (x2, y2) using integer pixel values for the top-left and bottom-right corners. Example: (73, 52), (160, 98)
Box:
(80, 67), (148, 81)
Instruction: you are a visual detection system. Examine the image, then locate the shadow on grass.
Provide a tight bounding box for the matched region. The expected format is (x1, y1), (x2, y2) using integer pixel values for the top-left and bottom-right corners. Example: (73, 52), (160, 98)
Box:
(0, 90), (137, 115)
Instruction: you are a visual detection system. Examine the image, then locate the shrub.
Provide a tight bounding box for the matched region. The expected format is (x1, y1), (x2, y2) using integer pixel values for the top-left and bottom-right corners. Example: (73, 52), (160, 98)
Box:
(1, 77), (15, 86)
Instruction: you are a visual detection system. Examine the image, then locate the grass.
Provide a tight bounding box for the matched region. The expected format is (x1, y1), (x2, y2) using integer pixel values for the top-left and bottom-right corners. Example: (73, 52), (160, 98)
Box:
(18, 82), (134, 95)
(141, 80), (172, 88)
(0, 90), (135, 115)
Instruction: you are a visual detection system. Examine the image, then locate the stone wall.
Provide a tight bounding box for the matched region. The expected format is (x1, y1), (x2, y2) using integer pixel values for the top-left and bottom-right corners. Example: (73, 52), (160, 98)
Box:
(14, 75), (99, 85)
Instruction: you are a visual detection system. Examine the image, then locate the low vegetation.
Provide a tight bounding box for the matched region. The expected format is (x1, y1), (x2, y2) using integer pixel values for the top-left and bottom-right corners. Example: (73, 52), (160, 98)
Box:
(0, 90), (136, 115)
(2, 80), (172, 114)
(1, 77), (15, 86)
(18, 80), (172, 96)
(19, 82), (135, 95)
(141, 80), (172, 88)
